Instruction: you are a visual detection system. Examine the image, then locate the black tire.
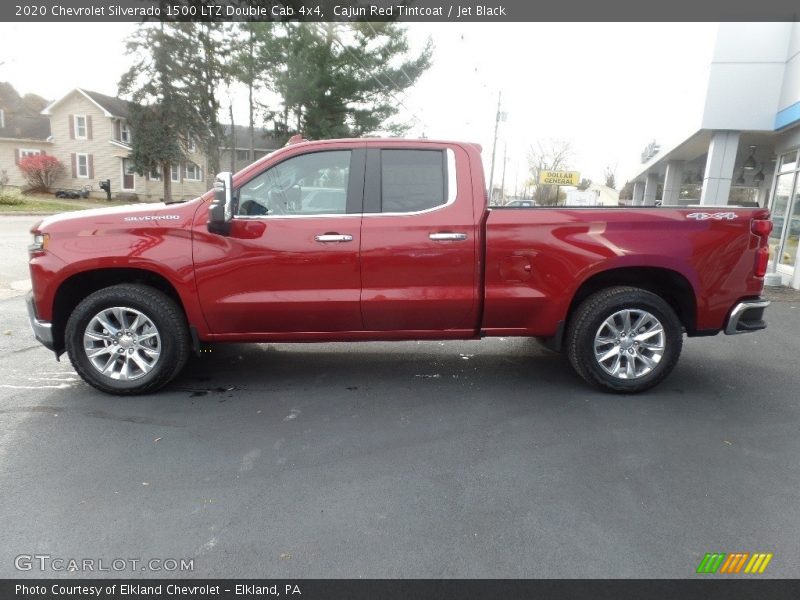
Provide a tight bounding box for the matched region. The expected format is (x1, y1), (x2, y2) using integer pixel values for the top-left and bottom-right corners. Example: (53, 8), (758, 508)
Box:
(65, 284), (190, 395)
(566, 286), (683, 393)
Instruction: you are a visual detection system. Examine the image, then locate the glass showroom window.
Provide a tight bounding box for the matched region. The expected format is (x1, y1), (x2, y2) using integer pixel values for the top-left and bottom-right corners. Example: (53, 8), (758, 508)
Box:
(769, 150), (800, 272)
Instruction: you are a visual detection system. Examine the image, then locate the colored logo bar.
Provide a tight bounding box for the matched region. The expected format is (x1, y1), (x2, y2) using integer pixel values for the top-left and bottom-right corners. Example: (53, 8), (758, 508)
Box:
(696, 552), (773, 574)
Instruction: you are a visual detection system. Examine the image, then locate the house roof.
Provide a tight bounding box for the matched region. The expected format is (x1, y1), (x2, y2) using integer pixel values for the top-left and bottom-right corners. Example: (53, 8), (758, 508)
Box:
(41, 88), (130, 118)
(0, 113), (51, 141)
(222, 124), (281, 151)
(81, 89), (131, 119)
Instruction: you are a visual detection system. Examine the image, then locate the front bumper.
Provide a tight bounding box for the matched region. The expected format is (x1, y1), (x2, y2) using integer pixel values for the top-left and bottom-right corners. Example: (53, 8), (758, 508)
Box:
(724, 298), (769, 335)
(25, 291), (55, 351)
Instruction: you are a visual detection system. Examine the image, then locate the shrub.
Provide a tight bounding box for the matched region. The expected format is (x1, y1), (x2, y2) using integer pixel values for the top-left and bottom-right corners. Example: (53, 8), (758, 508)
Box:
(0, 189), (23, 206)
(18, 154), (64, 193)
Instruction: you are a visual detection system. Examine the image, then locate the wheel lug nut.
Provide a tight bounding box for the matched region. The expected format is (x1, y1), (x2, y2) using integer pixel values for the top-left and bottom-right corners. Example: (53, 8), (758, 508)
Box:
(128, 349), (134, 354)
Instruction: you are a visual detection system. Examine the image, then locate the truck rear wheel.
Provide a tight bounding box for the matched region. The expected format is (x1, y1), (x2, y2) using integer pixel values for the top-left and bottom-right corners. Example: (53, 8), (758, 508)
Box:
(566, 286), (683, 393)
(65, 284), (190, 395)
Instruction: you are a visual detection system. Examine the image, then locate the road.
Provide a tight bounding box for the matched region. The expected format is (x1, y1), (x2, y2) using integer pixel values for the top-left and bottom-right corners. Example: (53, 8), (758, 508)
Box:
(0, 215), (37, 300)
(0, 215), (799, 578)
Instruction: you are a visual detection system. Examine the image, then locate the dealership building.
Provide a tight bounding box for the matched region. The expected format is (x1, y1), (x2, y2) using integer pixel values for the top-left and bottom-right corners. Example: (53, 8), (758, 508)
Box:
(629, 23), (800, 289)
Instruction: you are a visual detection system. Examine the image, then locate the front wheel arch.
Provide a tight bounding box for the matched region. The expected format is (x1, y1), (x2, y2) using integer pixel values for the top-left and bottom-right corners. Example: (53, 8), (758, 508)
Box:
(51, 267), (188, 356)
(65, 284), (190, 395)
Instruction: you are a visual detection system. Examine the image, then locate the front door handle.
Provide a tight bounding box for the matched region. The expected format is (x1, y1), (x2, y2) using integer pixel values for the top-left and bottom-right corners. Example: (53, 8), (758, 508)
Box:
(429, 232), (467, 241)
(315, 233), (353, 243)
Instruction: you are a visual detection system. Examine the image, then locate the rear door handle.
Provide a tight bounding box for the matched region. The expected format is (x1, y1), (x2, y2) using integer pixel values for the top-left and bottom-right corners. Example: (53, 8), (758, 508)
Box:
(429, 232), (467, 241)
(315, 233), (353, 243)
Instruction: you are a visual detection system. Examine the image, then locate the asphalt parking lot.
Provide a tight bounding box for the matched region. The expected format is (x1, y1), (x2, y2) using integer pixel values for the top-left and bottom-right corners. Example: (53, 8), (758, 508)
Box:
(1, 215), (799, 578)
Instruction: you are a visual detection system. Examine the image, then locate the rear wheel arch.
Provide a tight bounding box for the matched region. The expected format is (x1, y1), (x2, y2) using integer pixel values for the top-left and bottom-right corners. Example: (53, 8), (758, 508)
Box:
(566, 286), (684, 393)
(566, 267), (697, 336)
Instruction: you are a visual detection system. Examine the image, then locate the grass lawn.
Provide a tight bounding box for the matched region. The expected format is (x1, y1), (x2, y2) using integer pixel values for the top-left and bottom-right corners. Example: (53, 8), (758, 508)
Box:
(0, 190), (135, 214)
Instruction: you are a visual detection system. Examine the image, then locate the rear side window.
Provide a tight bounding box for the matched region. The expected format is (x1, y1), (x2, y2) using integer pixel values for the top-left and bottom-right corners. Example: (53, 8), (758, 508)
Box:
(381, 149), (446, 213)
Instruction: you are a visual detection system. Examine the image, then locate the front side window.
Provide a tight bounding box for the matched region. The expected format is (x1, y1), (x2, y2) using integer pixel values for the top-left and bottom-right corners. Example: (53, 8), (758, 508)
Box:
(74, 115), (87, 139)
(380, 149), (446, 213)
(237, 150), (350, 217)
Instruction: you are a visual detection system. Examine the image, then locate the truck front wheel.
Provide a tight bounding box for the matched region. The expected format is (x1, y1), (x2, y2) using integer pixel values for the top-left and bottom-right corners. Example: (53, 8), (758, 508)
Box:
(566, 286), (683, 393)
(65, 284), (190, 395)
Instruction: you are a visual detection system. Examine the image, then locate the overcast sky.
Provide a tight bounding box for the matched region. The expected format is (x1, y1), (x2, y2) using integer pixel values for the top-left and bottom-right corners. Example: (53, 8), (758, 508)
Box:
(0, 22), (718, 190)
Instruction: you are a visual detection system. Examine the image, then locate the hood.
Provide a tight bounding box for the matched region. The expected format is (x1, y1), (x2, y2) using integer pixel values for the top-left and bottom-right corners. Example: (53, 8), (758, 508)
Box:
(36, 199), (202, 232)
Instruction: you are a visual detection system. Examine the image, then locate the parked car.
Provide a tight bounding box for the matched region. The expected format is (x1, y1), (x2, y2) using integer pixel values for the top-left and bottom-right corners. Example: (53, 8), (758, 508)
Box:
(505, 199), (536, 207)
(27, 138), (771, 395)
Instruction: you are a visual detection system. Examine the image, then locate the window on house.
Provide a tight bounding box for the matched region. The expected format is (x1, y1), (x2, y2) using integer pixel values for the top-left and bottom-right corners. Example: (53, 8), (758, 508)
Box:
(171, 164), (181, 182)
(187, 137), (196, 153)
(74, 115), (87, 139)
(20, 149), (42, 159)
(185, 163), (201, 181)
(149, 166), (161, 180)
(236, 149), (250, 162)
(121, 123), (131, 144)
(0, 109), (5, 128)
(76, 153), (89, 178)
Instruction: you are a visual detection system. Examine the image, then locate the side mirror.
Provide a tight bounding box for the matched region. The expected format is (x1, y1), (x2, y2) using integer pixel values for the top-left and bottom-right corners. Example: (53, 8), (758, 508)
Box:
(208, 171), (235, 235)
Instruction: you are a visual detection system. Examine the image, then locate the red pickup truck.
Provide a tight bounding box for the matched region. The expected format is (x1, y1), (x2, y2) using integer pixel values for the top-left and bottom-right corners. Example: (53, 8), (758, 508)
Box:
(27, 138), (772, 395)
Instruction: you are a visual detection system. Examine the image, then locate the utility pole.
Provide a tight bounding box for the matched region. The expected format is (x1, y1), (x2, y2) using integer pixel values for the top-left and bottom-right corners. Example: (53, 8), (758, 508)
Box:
(487, 91), (503, 204)
(499, 143), (508, 204)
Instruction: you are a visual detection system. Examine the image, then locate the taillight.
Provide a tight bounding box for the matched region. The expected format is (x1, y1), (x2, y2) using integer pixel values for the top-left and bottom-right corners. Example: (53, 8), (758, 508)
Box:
(751, 219), (773, 236)
(755, 246), (769, 277)
(751, 218), (772, 278)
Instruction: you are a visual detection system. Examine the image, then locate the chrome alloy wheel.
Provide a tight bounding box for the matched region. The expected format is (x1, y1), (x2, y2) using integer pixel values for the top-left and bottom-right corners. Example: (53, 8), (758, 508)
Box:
(593, 309), (665, 380)
(83, 307), (161, 381)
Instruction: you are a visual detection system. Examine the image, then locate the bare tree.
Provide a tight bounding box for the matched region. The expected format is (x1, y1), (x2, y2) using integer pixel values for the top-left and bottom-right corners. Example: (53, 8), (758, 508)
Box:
(527, 139), (572, 205)
(604, 164), (617, 189)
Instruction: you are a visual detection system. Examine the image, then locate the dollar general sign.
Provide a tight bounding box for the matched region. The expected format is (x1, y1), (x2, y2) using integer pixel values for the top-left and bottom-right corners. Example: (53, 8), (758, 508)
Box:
(538, 170), (580, 186)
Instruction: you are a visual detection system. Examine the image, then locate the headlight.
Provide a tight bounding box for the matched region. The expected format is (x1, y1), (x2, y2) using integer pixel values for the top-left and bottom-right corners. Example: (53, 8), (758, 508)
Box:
(29, 232), (49, 253)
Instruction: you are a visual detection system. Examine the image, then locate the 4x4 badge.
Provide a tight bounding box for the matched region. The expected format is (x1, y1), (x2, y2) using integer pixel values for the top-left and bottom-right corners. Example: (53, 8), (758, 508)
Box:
(686, 212), (737, 221)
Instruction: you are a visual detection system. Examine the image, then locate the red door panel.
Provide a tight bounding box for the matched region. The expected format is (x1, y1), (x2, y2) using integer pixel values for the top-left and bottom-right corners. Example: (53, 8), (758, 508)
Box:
(194, 216), (363, 334)
(359, 143), (478, 332)
(193, 144), (365, 335)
